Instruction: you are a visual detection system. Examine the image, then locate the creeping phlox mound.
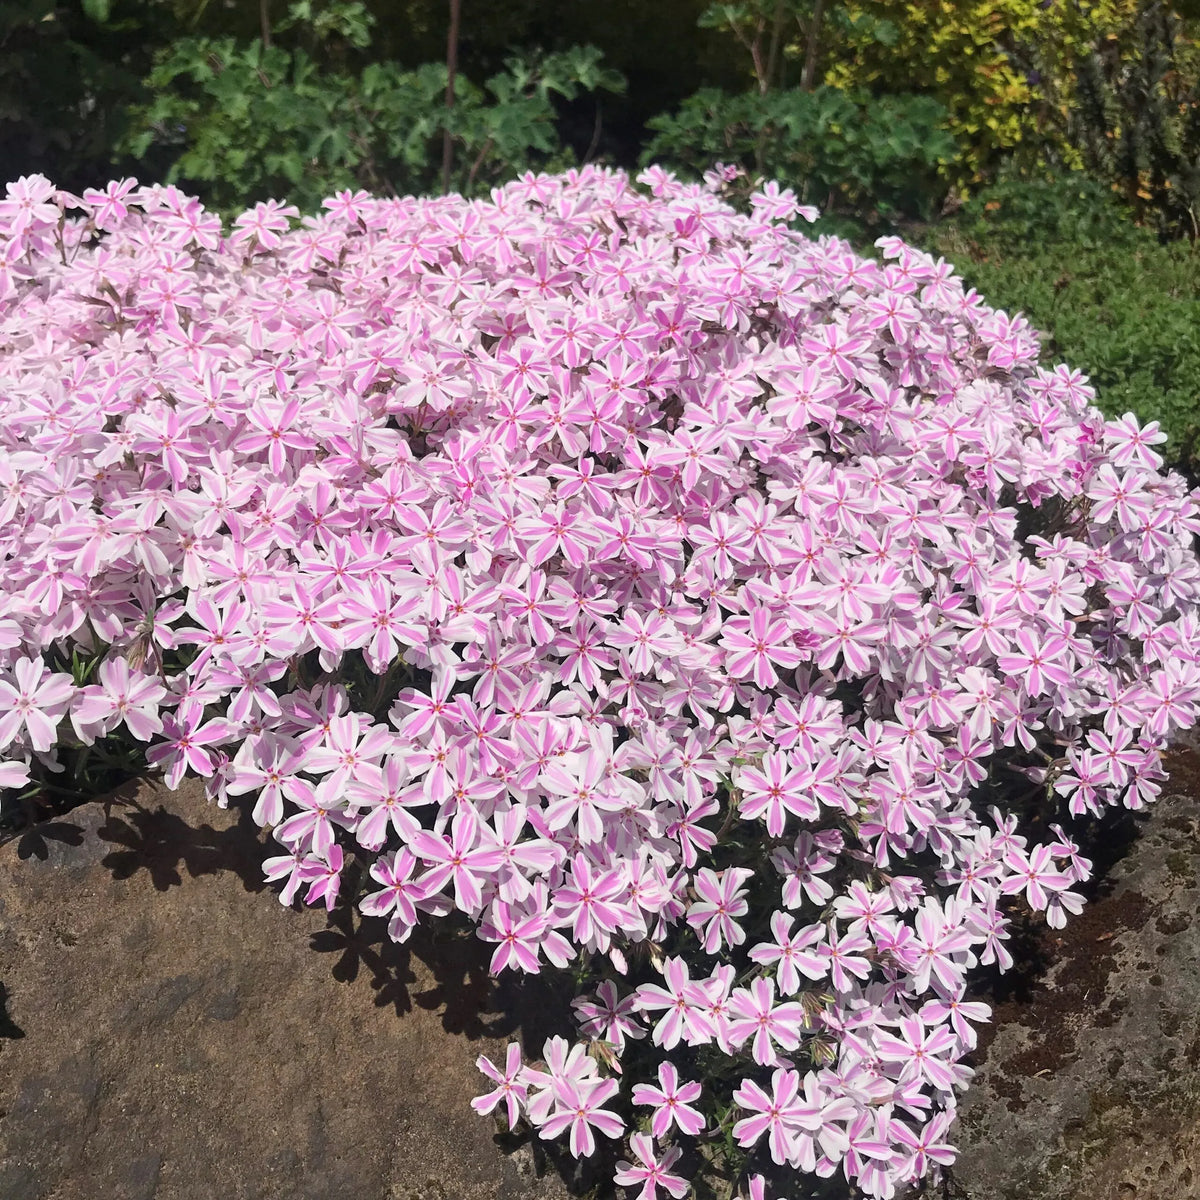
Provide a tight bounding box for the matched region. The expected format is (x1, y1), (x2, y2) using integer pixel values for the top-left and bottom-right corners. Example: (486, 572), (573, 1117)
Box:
(1, 166), (1197, 1198)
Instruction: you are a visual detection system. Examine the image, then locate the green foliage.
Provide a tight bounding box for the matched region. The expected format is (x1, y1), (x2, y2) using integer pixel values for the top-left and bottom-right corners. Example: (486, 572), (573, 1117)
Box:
(1069, 0), (1200, 240)
(0, 0), (155, 191)
(647, 1), (960, 237)
(696, 0), (824, 94)
(81, 0), (112, 23)
(277, 0), (374, 49)
(947, 170), (1144, 252)
(643, 84), (957, 229)
(119, 3), (625, 215)
(826, 1), (1141, 191)
(919, 175), (1200, 474)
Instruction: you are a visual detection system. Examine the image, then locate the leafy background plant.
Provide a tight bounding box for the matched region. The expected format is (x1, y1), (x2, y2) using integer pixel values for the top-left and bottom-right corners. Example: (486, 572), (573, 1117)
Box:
(644, 85), (957, 232)
(119, 3), (625, 213)
(825, 0), (1143, 189)
(1067, 0), (1200, 239)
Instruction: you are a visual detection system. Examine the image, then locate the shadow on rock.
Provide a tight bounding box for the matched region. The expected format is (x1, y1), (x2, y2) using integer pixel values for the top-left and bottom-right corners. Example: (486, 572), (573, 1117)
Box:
(965, 798), (1147, 1015)
(0, 983), (24, 1040)
(12, 821), (86, 862)
(98, 795), (269, 896)
(492, 1123), (612, 1198)
(309, 857), (576, 1048)
(79, 782), (580, 1060)
(307, 890), (418, 1017)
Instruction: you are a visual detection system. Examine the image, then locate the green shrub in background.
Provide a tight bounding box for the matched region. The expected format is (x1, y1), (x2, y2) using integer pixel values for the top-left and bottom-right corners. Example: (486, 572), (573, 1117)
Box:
(1068, 0), (1200, 241)
(918, 173), (1200, 477)
(826, 0), (1143, 190)
(0, 0), (158, 191)
(937, 172), (1146, 251)
(643, 87), (957, 232)
(119, 2), (625, 214)
(641, 1), (958, 235)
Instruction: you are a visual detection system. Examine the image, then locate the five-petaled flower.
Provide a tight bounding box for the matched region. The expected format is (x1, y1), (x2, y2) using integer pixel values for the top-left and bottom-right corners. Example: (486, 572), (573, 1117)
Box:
(613, 1132), (690, 1200)
(0, 657), (74, 753)
(631, 1061), (705, 1138)
(538, 1077), (625, 1159)
(472, 1043), (527, 1128)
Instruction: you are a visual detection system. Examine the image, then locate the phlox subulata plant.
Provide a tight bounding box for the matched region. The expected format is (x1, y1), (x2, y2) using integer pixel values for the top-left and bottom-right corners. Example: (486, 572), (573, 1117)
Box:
(0, 164), (1196, 1199)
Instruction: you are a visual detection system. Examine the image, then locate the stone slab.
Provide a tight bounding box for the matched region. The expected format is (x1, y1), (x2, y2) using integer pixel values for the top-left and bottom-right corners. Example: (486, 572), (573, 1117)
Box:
(0, 777), (571, 1200)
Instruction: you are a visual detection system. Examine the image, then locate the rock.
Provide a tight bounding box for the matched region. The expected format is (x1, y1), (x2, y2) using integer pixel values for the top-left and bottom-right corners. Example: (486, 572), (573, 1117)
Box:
(949, 745), (1200, 1200)
(0, 777), (572, 1200)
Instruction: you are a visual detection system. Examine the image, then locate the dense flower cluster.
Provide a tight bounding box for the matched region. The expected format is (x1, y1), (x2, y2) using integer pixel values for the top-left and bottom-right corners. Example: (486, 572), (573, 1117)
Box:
(1, 165), (1197, 1198)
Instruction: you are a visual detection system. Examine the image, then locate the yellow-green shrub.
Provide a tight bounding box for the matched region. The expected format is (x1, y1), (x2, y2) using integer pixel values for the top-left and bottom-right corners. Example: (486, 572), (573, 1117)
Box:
(825, 0), (1139, 188)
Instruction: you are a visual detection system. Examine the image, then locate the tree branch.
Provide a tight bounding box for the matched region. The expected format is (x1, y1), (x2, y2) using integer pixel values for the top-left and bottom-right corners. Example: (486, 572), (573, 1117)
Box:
(765, 0), (786, 93)
(441, 0), (463, 195)
(802, 0), (825, 92)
